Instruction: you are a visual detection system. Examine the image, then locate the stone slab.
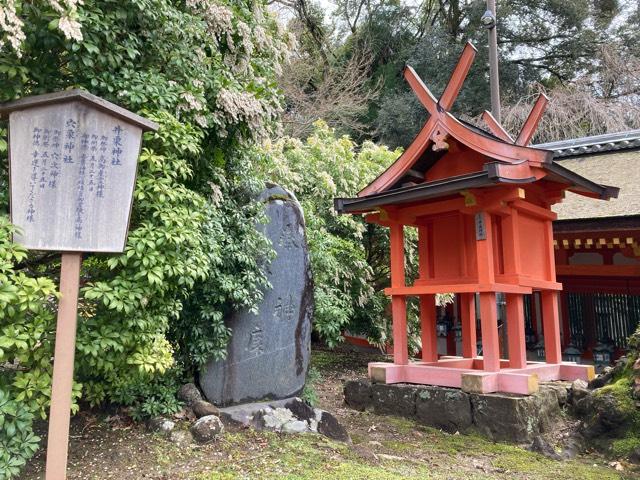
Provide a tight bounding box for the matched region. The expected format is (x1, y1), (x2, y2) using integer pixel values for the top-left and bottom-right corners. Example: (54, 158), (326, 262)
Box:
(415, 386), (472, 433)
(217, 398), (297, 428)
(200, 185), (313, 406)
(469, 388), (558, 443)
(371, 383), (417, 418)
(218, 396), (350, 442)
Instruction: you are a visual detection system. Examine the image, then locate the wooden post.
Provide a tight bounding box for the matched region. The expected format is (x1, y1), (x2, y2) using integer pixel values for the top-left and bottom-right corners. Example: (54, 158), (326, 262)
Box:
(474, 211), (499, 371)
(417, 224), (430, 281)
(475, 211), (495, 283)
(531, 291), (541, 338)
(560, 291), (571, 349)
(479, 292), (500, 371)
(391, 296), (409, 365)
(506, 293), (527, 368)
(420, 294), (437, 362)
(541, 290), (562, 363)
(502, 208), (522, 275)
(45, 252), (83, 480)
(460, 292), (477, 358)
(389, 223), (408, 365)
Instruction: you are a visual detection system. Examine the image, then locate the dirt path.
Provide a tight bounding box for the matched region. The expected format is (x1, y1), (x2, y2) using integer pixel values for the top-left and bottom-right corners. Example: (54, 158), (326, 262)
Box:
(22, 347), (636, 479)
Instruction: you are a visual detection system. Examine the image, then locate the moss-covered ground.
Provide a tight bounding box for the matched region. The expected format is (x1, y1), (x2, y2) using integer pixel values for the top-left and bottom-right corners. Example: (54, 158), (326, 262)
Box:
(22, 347), (638, 479)
(591, 359), (640, 458)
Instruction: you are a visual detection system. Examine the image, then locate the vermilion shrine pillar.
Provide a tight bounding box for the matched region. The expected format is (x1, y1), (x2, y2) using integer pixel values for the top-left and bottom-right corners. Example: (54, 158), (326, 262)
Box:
(459, 293), (477, 358)
(506, 293), (527, 368)
(420, 294), (438, 362)
(542, 290), (562, 363)
(389, 221), (408, 365)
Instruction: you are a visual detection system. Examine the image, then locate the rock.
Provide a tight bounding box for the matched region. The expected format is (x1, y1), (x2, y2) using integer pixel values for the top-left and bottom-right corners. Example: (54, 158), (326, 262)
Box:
(173, 407), (196, 423)
(284, 397), (315, 422)
(343, 380), (568, 444)
(571, 378), (588, 391)
(470, 388), (560, 443)
(344, 379), (373, 411)
(217, 397), (302, 428)
(282, 420), (308, 434)
(581, 392), (629, 438)
(258, 407), (297, 431)
(540, 382), (570, 407)
(415, 386), (472, 433)
(558, 434), (584, 460)
(178, 383), (203, 406)
(215, 396), (348, 441)
(569, 379), (590, 407)
(529, 436), (562, 460)
(200, 185), (313, 406)
(317, 410), (351, 442)
(147, 417), (175, 435)
(169, 429), (193, 447)
(628, 446), (640, 464)
(588, 370), (614, 389)
(572, 392), (594, 416)
(192, 400), (220, 418)
(609, 461), (624, 472)
(371, 383), (417, 418)
(190, 415), (225, 443)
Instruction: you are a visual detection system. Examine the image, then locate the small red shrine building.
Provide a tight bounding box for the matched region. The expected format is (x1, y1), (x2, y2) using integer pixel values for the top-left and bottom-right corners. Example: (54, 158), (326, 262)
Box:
(334, 43), (619, 395)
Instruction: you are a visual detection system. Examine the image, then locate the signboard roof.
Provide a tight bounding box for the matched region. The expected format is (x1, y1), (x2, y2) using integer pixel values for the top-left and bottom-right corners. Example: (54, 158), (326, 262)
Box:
(0, 89), (159, 131)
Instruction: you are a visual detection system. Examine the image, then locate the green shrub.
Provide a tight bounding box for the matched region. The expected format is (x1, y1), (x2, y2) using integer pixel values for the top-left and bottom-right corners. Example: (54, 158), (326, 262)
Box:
(260, 121), (402, 347)
(0, 389), (40, 479)
(0, 219), (53, 479)
(0, 1), (291, 477)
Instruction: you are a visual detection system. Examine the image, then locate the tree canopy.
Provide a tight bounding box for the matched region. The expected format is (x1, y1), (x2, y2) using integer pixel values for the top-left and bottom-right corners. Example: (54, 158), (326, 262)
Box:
(277, 0), (640, 146)
(0, 1), (291, 476)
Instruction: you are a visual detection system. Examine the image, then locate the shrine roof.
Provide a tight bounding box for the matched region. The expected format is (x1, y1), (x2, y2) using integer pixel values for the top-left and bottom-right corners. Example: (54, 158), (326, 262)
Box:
(0, 89), (159, 131)
(336, 43), (619, 216)
(335, 161), (616, 214)
(536, 129), (640, 159)
(552, 149), (640, 221)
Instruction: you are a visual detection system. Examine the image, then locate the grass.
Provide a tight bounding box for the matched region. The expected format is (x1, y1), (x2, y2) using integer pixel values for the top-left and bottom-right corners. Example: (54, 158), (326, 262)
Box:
(183, 428), (625, 480)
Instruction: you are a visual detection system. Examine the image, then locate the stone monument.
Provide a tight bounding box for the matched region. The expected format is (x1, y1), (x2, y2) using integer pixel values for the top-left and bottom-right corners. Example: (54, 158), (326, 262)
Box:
(200, 184), (313, 406)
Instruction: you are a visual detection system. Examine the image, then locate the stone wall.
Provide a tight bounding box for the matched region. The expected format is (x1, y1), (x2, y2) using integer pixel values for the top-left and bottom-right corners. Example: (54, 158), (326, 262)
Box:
(344, 379), (568, 444)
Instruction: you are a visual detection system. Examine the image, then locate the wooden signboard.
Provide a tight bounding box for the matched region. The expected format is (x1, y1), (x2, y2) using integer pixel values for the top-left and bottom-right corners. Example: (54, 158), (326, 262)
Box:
(5, 90), (156, 252)
(1, 90), (157, 480)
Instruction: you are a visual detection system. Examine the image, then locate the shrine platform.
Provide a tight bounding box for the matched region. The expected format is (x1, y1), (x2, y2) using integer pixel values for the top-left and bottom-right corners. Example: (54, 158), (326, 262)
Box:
(344, 378), (570, 443)
(368, 357), (594, 395)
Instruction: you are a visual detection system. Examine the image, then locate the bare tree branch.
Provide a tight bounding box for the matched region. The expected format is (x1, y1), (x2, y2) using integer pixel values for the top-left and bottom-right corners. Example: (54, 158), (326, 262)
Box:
(498, 44), (640, 143)
(280, 46), (382, 138)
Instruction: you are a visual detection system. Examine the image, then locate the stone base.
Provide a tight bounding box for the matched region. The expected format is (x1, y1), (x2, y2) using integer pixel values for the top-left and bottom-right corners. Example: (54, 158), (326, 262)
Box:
(368, 358), (594, 395)
(344, 379), (569, 443)
(217, 397), (350, 442)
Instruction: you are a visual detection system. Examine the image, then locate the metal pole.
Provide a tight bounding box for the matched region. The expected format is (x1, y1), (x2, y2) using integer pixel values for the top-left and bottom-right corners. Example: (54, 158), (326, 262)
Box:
(487, 0), (501, 122)
(45, 252), (83, 480)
